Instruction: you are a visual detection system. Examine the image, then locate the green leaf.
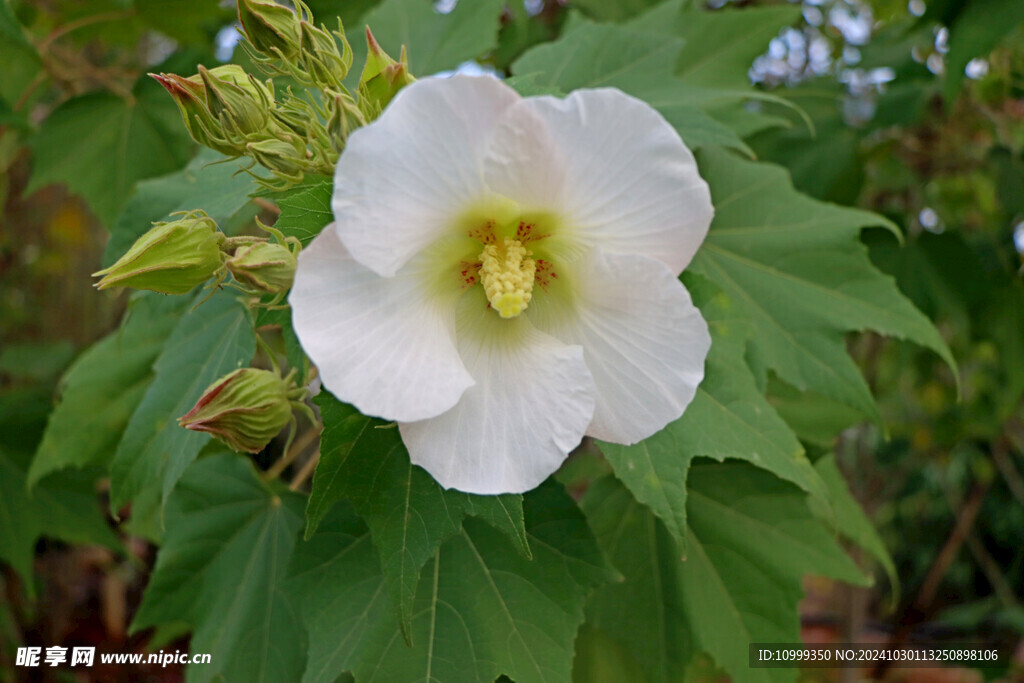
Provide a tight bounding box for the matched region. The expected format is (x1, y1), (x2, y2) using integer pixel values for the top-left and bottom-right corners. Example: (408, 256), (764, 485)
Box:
(690, 147), (955, 419)
(813, 454), (897, 596)
(103, 148), (259, 267)
(625, 1), (808, 142)
(944, 0), (1024, 101)
(0, 448), (119, 593)
(748, 85), (865, 205)
(672, 5), (801, 88)
(598, 275), (826, 551)
(0, 0), (41, 104)
(132, 453), (307, 683)
(766, 378), (864, 449)
(274, 176), (333, 246)
(288, 481), (615, 683)
(352, 0), (505, 79)
(29, 294), (190, 486)
(572, 624), (649, 683)
(0, 0), (36, 56)
(109, 291), (256, 514)
(0, 341), (75, 382)
(136, 0), (230, 43)
(308, 394), (529, 638)
(512, 21), (749, 152)
(571, 0), (667, 23)
(26, 73), (194, 226)
(583, 465), (867, 683)
(306, 0), (382, 27)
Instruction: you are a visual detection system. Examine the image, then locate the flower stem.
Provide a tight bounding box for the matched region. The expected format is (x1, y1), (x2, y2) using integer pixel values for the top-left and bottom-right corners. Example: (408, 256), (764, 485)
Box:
(38, 10), (135, 52)
(264, 423), (320, 480)
(288, 449), (319, 491)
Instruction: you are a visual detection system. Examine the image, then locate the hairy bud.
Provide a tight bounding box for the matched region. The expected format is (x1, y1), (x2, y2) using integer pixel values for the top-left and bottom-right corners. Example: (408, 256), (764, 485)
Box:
(359, 27), (415, 115)
(298, 20), (353, 87)
(151, 73), (236, 154)
(179, 368), (297, 453)
(227, 240), (298, 294)
(246, 137), (308, 181)
(199, 65), (274, 137)
(237, 0), (302, 59)
(93, 211), (225, 294)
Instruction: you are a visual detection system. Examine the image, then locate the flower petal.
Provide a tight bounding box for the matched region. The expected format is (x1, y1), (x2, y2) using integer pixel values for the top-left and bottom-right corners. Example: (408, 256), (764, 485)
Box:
(333, 75), (520, 277)
(400, 291), (596, 494)
(484, 88), (713, 274)
(529, 250), (710, 444)
(290, 226), (474, 422)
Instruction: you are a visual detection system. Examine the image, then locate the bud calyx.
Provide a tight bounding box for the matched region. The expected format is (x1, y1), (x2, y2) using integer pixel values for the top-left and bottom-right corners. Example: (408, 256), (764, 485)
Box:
(179, 367), (307, 454)
(93, 210), (226, 295)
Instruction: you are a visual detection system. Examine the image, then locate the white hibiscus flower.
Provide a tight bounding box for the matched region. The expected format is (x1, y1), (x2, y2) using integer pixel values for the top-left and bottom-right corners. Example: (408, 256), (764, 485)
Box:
(290, 74), (713, 494)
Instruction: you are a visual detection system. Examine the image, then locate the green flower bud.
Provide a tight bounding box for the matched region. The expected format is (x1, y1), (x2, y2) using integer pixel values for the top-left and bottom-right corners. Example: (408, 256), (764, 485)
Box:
(199, 65), (274, 136)
(227, 240), (298, 293)
(178, 368), (295, 453)
(246, 137), (308, 180)
(151, 72), (237, 154)
(299, 20), (352, 86)
(238, 0), (302, 60)
(325, 92), (364, 146)
(93, 211), (225, 294)
(359, 27), (414, 114)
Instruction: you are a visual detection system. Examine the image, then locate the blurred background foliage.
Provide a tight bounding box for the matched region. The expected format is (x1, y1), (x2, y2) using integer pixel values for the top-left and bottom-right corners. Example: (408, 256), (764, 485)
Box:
(742, 0), (1024, 648)
(0, 0), (1022, 679)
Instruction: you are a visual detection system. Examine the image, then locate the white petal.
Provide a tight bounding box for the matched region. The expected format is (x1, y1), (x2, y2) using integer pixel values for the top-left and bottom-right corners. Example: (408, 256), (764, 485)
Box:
(400, 291), (596, 494)
(332, 75), (520, 278)
(481, 97), (568, 211)
(529, 251), (710, 444)
(290, 227), (473, 422)
(484, 88), (713, 274)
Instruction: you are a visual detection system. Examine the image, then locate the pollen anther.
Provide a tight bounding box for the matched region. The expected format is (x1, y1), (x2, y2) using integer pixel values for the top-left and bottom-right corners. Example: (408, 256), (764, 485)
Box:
(478, 238), (536, 319)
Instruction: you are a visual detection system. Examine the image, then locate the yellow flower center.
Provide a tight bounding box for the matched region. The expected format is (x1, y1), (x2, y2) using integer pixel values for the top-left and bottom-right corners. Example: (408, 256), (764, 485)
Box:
(478, 238), (536, 319)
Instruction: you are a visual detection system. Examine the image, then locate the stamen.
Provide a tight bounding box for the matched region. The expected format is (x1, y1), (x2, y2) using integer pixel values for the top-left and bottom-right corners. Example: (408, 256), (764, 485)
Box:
(478, 238), (536, 319)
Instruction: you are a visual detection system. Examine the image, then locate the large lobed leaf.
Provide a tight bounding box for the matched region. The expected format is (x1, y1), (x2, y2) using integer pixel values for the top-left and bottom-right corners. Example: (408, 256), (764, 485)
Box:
(29, 293), (190, 485)
(110, 291), (256, 515)
(813, 454), (898, 595)
(309, 395), (529, 640)
(133, 453), (307, 683)
(274, 176), (333, 246)
(691, 146), (955, 420)
(288, 481), (615, 683)
(571, 0), (666, 23)
(583, 464), (867, 683)
(27, 74), (194, 227)
(651, 3), (801, 89)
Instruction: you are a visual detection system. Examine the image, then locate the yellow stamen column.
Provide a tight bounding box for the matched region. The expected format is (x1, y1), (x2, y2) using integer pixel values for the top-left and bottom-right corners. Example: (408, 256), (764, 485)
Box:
(478, 238), (536, 318)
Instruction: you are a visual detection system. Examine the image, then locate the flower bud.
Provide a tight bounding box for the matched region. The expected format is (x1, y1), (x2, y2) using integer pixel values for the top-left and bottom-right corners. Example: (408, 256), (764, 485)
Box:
(299, 20), (352, 86)
(93, 211), (225, 294)
(199, 65), (274, 137)
(325, 92), (364, 146)
(179, 368), (294, 453)
(359, 28), (414, 113)
(238, 0), (302, 60)
(227, 240), (297, 293)
(151, 72), (236, 154)
(246, 137), (308, 181)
